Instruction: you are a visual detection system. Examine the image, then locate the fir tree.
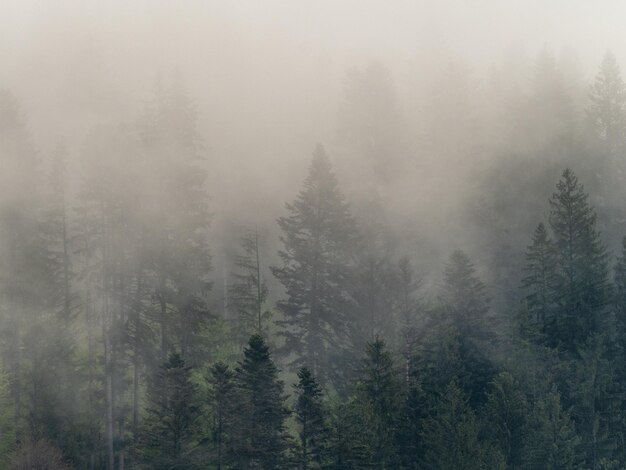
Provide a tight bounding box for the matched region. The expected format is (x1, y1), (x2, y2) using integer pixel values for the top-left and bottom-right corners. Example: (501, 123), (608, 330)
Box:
(522, 390), (582, 470)
(294, 367), (326, 470)
(272, 145), (358, 386)
(233, 334), (291, 469)
(588, 51), (626, 158)
(522, 222), (557, 344)
(483, 372), (529, 468)
(229, 229), (270, 347)
(355, 338), (402, 468)
(422, 382), (505, 470)
(208, 361), (237, 470)
(137, 353), (201, 470)
(548, 169), (611, 352)
(441, 250), (497, 405)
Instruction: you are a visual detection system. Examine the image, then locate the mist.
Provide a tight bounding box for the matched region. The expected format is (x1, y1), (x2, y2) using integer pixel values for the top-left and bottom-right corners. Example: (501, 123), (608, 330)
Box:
(2, 1), (626, 468)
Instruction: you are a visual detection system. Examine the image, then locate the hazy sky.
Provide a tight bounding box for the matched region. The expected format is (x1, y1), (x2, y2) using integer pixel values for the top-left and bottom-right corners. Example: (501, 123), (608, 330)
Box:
(1, 0), (625, 206)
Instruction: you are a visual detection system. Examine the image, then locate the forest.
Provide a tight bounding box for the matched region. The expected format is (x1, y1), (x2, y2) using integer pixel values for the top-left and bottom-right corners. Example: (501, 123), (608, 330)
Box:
(5, 1), (626, 469)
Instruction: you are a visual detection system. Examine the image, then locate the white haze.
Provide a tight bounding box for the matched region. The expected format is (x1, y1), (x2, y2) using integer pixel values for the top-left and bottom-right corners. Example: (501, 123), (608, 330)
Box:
(1, 0), (626, 296)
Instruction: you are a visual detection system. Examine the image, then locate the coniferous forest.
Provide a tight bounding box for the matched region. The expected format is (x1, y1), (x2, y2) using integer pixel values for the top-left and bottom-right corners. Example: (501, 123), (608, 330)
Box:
(6, 1), (626, 469)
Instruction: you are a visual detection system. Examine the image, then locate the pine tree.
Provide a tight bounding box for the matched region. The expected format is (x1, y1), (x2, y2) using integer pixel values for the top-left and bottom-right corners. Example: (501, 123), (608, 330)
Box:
(571, 334), (622, 469)
(355, 338), (402, 469)
(548, 169), (611, 352)
(208, 361), (237, 470)
(441, 250), (497, 405)
(588, 51), (626, 157)
(522, 390), (582, 470)
(422, 382), (505, 470)
(233, 334), (290, 469)
(138, 78), (213, 364)
(522, 222), (557, 344)
(229, 229), (270, 347)
(272, 145), (358, 386)
(137, 353), (201, 470)
(294, 367), (326, 470)
(483, 372), (529, 468)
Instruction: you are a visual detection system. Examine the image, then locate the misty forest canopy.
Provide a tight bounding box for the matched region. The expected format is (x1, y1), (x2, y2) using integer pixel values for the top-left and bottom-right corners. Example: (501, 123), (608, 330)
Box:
(6, 21), (626, 470)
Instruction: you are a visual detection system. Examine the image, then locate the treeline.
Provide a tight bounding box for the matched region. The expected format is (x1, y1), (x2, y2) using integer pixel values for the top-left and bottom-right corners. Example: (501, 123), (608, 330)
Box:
(1, 49), (626, 470)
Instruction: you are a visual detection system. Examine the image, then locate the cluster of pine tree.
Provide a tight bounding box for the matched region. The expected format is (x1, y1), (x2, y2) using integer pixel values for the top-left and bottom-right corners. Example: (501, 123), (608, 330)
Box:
(4, 49), (626, 470)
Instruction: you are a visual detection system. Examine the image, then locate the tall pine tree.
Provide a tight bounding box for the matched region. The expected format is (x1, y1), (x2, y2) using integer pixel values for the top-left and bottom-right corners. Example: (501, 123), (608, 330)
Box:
(272, 145), (358, 386)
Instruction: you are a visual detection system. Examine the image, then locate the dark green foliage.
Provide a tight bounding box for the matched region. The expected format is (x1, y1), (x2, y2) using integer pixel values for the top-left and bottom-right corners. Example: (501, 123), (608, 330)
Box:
(521, 390), (582, 470)
(441, 250), (497, 405)
(208, 361), (237, 469)
(272, 145), (358, 386)
(522, 222), (557, 343)
(548, 169), (611, 352)
(232, 334), (291, 469)
(483, 372), (529, 468)
(421, 382), (505, 470)
(137, 353), (201, 470)
(355, 338), (402, 468)
(294, 367), (327, 470)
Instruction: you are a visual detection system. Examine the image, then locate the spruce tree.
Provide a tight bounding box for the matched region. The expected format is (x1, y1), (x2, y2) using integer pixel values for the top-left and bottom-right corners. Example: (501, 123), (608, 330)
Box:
(522, 223), (557, 344)
(294, 367), (327, 470)
(233, 334), (290, 469)
(229, 229), (270, 347)
(355, 338), (402, 468)
(137, 353), (201, 470)
(522, 390), (582, 470)
(548, 169), (611, 352)
(272, 144), (358, 386)
(483, 372), (529, 468)
(422, 382), (505, 470)
(208, 361), (237, 470)
(588, 51), (626, 157)
(441, 250), (497, 405)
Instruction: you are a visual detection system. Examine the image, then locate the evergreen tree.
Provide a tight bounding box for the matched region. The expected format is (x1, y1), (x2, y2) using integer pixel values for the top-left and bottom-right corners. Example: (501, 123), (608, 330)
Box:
(522, 390), (582, 470)
(422, 382), (505, 470)
(588, 51), (626, 158)
(548, 169), (611, 352)
(294, 367), (327, 470)
(137, 353), (201, 470)
(138, 78), (213, 364)
(355, 338), (402, 468)
(570, 334), (622, 469)
(208, 361), (237, 470)
(483, 372), (529, 468)
(229, 229), (270, 347)
(441, 250), (497, 405)
(522, 222), (557, 344)
(272, 145), (358, 386)
(233, 334), (290, 469)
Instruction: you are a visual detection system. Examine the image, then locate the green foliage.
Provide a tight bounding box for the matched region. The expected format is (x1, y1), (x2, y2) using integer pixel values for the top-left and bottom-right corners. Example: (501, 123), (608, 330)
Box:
(422, 382), (505, 470)
(137, 353), (201, 470)
(522, 390), (582, 470)
(232, 334), (291, 469)
(208, 361), (238, 469)
(294, 367), (327, 470)
(548, 169), (611, 352)
(272, 145), (358, 386)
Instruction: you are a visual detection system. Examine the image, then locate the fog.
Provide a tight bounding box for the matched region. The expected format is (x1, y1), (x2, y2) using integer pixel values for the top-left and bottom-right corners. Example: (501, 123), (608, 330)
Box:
(2, 1), (626, 468)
